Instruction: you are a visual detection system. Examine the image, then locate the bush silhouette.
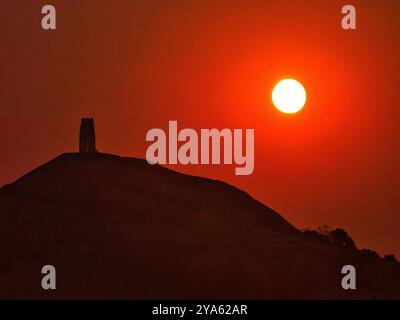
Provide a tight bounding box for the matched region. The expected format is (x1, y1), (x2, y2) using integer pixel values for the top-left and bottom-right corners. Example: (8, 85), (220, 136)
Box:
(384, 254), (398, 264)
(361, 248), (380, 259)
(316, 224), (332, 235)
(301, 229), (330, 244)
(328, 228), (355, 248)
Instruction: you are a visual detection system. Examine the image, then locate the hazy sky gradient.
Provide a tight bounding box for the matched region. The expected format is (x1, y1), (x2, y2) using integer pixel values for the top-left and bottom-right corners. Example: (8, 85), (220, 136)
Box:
(1, 0), (399, 257)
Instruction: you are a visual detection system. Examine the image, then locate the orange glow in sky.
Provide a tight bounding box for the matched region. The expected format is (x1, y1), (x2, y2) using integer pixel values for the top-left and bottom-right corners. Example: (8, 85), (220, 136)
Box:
(1, 1), (400, 258)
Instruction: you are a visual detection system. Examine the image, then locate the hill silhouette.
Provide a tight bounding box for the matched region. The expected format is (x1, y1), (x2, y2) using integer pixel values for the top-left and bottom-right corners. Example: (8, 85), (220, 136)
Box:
(0, 153), (399, 299)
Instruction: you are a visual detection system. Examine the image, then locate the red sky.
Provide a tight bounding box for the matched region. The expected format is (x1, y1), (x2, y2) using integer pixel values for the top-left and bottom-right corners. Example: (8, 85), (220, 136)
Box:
(1, 0), (399, 257)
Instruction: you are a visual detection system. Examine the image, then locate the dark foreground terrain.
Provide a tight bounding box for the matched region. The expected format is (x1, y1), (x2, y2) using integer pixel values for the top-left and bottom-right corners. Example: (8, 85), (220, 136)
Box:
(0, 153), (399, 299)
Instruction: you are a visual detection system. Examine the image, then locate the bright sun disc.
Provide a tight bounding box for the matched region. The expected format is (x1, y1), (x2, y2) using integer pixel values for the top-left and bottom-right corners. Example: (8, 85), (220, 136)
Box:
(272, 79), (306, 114)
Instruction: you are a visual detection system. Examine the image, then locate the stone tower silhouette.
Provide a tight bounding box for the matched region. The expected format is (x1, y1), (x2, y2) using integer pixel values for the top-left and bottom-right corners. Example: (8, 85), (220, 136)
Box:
(79, 118), (96, 153)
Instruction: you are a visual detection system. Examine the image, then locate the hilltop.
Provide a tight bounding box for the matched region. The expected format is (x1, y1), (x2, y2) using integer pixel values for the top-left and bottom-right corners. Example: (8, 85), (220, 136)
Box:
(0, 153), (399, 299)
